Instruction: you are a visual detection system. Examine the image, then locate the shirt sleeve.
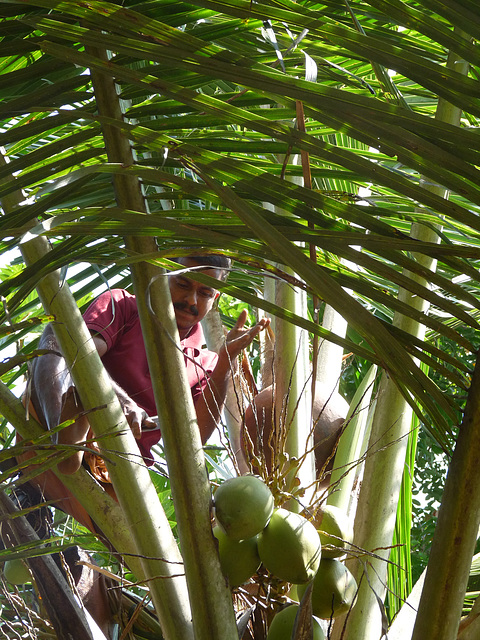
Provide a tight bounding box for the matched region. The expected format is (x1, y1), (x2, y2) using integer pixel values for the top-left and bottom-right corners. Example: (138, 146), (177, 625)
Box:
(83, 289), (137, 351)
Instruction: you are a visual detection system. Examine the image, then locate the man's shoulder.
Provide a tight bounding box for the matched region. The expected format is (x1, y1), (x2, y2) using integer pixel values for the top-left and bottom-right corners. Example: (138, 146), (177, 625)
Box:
(84, 289), (138, 329)
(107, 288), (136, 302)
(89, 288), (136, 308)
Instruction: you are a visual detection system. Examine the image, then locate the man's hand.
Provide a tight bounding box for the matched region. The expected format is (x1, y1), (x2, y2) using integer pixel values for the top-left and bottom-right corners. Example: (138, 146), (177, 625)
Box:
(92, 335), (156, 439)
(194, 309), (270, 444)
(118, 398), (157, 440)
(223, 309), (271, 361)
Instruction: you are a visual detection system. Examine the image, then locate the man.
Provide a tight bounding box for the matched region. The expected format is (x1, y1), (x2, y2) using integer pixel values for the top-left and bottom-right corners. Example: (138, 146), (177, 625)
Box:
(11, 254), (270, 639)
(24, 254), (270, 512)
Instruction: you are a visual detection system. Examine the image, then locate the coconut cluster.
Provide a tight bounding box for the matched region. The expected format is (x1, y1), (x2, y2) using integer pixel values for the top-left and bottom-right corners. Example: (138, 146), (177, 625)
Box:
(213, 475), (358, 637)
(213, 475), (274, 588)
(214, 475), (322, 587)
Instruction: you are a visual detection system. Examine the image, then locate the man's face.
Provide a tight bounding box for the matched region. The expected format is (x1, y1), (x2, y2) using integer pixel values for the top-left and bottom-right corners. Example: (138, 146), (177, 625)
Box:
(169, 257), (222, 337)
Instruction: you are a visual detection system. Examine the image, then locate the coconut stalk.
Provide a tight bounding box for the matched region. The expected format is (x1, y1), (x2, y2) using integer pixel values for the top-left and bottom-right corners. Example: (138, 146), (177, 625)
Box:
(386, 407), (419, 620)
(22, 241), (192, 639)
(122, 238), (238, 640)
(202, 307), (248, 474)
(11, 249), (192, 639)
(340, 42), (470, 640)
(266, 267), (315, 508)
(411, 44), (474, 638)
(260, 276), (276, 390)
(327, 364), (377, 513)
(262, 141), (316, 506)
(315, 303), (348, 396)
(87, 48), (238, 640)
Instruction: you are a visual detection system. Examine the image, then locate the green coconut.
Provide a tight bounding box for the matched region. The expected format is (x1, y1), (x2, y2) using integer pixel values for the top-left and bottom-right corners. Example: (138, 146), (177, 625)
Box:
(214, 475), (274, 541)
(4, 559), (31, 585)
(213, 525), (261, 587)
(297, 558), (357, 619)
(315, 505), (353, 558)
(267, 605), (325, 640)
(257, 508), (321, 584)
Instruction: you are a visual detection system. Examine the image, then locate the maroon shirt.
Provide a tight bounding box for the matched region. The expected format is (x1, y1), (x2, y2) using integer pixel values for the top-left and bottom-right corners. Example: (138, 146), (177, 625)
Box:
(83, 289), (218, 463)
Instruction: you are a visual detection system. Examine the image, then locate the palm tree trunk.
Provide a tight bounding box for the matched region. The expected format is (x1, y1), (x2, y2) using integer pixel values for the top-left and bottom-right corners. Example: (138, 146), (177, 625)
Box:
(411, 352), (480, 640)
(88, 47), (238, 640)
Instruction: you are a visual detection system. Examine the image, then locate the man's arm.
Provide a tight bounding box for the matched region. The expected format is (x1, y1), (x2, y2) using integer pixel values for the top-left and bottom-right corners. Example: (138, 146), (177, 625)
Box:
(91, 335), (156, 439)
(29, 326), (154, 474)
(194, 310), (270, 444)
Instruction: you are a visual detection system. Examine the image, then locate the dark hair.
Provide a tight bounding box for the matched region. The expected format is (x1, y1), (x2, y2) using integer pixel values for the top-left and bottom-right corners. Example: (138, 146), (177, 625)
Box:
(172, 254), (232, 281)
(187, 255), (231, 270)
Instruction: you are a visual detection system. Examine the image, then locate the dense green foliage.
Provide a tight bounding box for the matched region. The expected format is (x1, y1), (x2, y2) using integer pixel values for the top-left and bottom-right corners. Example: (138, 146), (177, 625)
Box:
(1, 0), (479, 440)
(1, 0), (480, 637)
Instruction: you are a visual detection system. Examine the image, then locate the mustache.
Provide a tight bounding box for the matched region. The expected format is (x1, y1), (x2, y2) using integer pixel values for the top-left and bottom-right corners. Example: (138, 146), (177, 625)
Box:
(174, 302), (199, 316)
